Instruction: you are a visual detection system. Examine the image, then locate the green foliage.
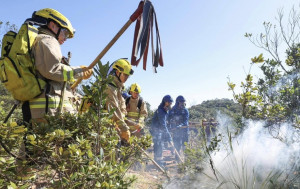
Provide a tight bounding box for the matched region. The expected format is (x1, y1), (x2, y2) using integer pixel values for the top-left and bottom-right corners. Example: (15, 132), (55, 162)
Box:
(229, 46), (300, 127)
(0, 83), (10, 96)
(182, 127), (222, 176)
(144, 101), (153, 131)
(0, 84), (14, 106)
(230, 6), (300, 127)
(0, 61), (152, 188)
(251, 53), (264, 63)
(228, 73), (264, 122)
(188, 98), (242, 122)
(0, 84), (22, 121)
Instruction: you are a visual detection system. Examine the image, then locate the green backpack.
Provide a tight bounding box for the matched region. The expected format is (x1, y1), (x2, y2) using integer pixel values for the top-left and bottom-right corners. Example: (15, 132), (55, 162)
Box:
(0, 22), (46, 101)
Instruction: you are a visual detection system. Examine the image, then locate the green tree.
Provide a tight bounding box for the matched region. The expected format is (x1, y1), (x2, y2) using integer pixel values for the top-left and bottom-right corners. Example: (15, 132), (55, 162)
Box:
(188, 98), (241, 121)
(229, 7), (300, 127)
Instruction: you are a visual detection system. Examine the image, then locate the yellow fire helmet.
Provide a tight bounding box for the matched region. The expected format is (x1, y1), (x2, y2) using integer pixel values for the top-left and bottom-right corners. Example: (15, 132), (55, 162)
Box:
(112, 59), (134, 76)
(130, 83), (141, 93)
(34, 8), (75, 38)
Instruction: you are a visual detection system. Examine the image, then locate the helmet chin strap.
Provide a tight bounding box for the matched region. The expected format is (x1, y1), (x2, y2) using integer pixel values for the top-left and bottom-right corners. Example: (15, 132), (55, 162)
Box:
(56, 27), (61, 40)
(117, 72), (122, 82)
(48, 22), (61, 41)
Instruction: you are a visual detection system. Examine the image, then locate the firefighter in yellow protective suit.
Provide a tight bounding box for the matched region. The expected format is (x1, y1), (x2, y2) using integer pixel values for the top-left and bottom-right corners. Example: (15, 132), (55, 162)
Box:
(21, 8), (93, 124)
(18, 8), (93, 179)
(125, 83), (148, 137)
(105, 59), (134, 142)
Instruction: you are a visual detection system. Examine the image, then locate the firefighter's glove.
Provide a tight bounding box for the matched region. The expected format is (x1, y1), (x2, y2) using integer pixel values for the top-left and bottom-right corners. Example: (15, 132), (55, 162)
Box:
(80, 66), (93, 80)
(120, 130), (131, 141)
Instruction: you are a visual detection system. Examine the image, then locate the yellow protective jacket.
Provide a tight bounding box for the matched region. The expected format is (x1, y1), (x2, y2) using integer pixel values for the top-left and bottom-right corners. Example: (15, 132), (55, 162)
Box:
(29, 28), (84, 119)
(126, 97), (148, 131)
(104, 76), (129, 132)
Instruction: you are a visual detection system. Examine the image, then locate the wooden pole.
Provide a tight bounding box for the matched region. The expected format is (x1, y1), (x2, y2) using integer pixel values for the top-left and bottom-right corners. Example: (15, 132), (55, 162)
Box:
(137, 146), (170, 180)
(169, 141), (184, 163)
(71, 1), (144, 89)
(71, 20), (133, 89)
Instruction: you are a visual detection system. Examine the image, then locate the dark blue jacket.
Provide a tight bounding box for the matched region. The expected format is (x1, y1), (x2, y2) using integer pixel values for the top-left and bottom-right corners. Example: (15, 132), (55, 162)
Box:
(151, 102), (172, 140)
(168, 102), (189, 130)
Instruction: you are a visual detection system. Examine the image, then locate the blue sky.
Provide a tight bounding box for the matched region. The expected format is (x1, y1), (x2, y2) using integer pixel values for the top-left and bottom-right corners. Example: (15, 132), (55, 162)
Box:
(0, 0), (298, 109)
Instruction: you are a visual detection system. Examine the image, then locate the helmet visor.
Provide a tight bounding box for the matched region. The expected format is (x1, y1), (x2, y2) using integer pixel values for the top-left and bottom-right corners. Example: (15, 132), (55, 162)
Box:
(61, 28), (70, 39)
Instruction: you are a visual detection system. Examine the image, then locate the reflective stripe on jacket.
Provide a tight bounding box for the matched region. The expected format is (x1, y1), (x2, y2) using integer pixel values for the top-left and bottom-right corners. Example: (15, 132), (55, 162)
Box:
(29, 96), (74, 109)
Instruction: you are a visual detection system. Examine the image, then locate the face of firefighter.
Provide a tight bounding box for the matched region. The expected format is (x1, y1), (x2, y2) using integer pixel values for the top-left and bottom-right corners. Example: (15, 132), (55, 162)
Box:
(48, 21), (68, 45)
(178, 101), (186, 109)
(116, 70), (129, 83)
(164, 101), (172, 110)
(58, 28), (70, 44)
(131, 92), (139, 99)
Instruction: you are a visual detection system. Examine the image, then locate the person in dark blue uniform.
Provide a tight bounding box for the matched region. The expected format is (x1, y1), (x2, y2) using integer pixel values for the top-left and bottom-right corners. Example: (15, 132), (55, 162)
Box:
(150, 95), (173, 167)
(168, 95), (189, 156)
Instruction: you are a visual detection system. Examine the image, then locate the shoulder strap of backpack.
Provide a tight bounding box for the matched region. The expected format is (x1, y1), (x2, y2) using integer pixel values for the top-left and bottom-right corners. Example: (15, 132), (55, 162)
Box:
(126, 97), (143, 111)
(137, 97), (143, 110)
(125, 97), (130, 106)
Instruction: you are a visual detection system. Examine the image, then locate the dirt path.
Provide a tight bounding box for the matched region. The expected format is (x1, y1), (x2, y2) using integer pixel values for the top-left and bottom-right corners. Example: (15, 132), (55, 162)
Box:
(126, 146), (183, 189)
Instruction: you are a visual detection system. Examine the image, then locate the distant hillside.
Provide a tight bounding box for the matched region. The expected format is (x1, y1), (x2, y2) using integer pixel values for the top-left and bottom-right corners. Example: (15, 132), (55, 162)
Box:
(188, 98), (242, 121)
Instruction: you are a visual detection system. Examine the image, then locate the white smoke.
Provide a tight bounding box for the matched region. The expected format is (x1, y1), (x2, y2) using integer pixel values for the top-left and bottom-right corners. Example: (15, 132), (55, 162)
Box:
(164, 113), (300, 189)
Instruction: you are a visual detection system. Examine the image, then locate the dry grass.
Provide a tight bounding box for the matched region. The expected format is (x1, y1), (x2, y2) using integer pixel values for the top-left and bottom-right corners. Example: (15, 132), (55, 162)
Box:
(126, 170), (165, 189)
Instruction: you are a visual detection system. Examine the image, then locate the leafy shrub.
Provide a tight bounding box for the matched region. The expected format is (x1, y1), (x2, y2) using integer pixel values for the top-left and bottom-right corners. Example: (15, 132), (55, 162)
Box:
(0, 61), (152, 188)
